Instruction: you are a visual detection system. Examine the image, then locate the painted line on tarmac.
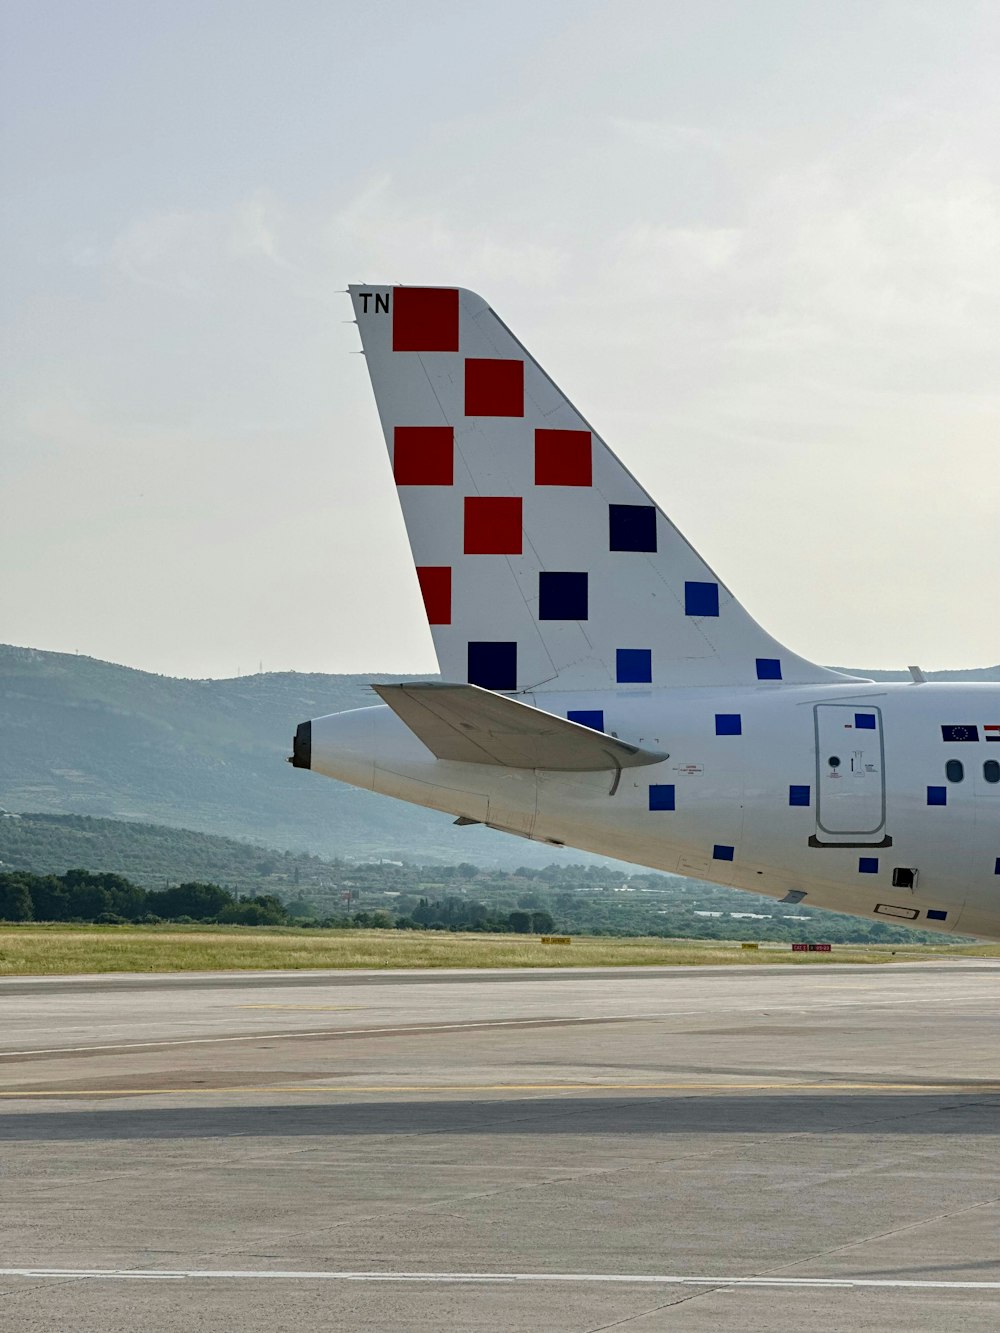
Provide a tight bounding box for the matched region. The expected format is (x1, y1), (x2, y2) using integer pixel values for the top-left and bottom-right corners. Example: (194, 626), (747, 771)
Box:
(2, 1080), (997, 1098)
(0, 1267), (998, 1290)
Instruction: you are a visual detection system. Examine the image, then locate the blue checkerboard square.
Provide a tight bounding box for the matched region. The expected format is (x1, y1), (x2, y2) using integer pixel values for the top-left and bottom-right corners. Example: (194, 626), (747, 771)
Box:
(467, 641), (517, 691)
(788, 785), (810, 807)
(715, 714), (742, 736)
(568, 709), (604, 732)
(648, 784), (675, 811)
(609, 504), (657, 552)
(538, 571), (588, 620)
(684, 581), (719, 617)
(756, 657), (782, 680)
(927, 786), (947, 806)
(616, 648), (652, 683)
(855, 713), (877, 730)
(858, 857), (879, 874)
(926, 909), (947, 921)
(713, 844), (734, 861)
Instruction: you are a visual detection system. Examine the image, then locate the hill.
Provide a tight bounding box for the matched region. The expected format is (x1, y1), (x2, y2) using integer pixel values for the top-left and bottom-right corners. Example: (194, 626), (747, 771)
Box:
(0, 645), (469, 862)
(0, 644), (995, 865)
(0, 811), (342, 892)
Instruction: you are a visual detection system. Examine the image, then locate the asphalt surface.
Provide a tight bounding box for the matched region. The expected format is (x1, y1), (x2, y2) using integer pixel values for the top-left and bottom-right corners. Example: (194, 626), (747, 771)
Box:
(0, 960), (997, 1331)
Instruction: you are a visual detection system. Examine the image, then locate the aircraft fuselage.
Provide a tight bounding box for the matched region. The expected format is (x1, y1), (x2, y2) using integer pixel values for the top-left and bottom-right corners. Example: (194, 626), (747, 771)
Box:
(308, 680), (1000, 939)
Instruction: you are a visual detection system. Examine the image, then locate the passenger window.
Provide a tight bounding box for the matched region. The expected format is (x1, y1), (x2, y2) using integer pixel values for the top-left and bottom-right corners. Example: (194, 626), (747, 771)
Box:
(945, 759), (964, 783)
(984, 760), (1000, 785)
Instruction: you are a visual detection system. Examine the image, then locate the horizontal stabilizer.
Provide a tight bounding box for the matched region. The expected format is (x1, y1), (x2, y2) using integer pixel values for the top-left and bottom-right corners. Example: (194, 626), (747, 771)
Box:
(371, 682), (666, 772)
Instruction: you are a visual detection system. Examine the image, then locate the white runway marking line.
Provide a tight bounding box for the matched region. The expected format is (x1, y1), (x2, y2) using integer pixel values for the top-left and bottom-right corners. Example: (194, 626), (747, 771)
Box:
(0, 1268), (998, 1291)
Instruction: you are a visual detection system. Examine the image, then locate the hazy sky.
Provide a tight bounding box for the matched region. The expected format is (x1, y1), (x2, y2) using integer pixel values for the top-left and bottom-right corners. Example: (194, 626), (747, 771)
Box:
(2, 1), (997, 678)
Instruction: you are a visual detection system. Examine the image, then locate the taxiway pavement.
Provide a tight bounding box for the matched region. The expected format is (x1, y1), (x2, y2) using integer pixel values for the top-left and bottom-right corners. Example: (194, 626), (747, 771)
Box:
(0, 960), (997, 1331)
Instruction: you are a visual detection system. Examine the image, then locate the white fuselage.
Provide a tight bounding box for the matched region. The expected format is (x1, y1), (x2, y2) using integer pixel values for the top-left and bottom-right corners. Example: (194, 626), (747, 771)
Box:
(309, 681), (1000, 940)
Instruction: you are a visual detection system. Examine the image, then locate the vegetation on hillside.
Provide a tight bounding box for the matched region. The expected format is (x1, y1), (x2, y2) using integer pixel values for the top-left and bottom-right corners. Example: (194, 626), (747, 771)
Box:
(0, 811), (338, 890)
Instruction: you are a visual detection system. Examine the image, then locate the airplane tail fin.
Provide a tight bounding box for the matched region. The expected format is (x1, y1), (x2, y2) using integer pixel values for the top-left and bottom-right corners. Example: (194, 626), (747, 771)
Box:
(350, 284), (860, 693)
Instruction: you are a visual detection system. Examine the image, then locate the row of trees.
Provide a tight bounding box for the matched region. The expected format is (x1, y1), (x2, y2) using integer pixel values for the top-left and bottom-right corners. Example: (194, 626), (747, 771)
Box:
(399, 897), (555, 933)
(0, 870), (290, 925)
(0, 872), (560, 934)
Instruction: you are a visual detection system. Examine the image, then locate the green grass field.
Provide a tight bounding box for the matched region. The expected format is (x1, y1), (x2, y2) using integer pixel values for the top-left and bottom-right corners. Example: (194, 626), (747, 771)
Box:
(0, 924), (997, 976)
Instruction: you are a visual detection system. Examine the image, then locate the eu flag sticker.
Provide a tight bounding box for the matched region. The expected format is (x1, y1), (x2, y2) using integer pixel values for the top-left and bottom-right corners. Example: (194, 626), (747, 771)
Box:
(941, 725), (979, 742)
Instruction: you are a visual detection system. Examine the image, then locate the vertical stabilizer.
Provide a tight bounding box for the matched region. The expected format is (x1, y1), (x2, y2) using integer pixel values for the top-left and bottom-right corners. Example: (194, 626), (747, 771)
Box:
(350, 284), (861, 693)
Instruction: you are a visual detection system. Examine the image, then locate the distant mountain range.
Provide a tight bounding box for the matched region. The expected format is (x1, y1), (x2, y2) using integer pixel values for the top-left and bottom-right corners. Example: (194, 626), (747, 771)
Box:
(1, 644), (996, 867)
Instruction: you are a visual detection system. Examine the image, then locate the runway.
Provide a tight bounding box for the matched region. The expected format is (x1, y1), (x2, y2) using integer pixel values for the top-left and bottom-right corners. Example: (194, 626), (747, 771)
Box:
(0, 961), (997, 1331)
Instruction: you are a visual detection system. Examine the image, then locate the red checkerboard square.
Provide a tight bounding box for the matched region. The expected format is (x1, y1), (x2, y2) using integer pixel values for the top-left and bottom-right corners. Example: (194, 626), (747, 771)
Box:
(393, 426), (454, 485)
(392, 288), (459, 352)
(464, 359), (524, 417)
(534, 429), (592, 486)
(416, 566), (451, 624)
(464, 497), (522, 554)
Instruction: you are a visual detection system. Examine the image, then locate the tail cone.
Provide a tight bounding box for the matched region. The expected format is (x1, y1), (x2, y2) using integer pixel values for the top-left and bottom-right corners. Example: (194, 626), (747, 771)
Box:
(289, 720), (311, 769)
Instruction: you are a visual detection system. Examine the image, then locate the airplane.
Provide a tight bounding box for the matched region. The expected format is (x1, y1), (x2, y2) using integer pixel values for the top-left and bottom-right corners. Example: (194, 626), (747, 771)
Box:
(291, 285), (1000, 941)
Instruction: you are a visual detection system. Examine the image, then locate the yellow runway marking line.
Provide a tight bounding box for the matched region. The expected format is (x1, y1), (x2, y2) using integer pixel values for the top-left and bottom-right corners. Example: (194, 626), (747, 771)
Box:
(2, 1080), (998, 1098)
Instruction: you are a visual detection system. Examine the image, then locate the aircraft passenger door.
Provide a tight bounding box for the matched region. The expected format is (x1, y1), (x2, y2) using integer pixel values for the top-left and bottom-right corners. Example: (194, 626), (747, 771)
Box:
(813, 705), (888, 845)
(973, 753), (1000, 879)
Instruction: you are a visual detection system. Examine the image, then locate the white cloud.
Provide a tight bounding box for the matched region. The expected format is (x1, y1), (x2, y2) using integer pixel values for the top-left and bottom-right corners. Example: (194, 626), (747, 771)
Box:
(330, 174), (570, 288)
(106, 194), (289, 294)
(609, 116), (726, 154)
(227, 195), (288, 266)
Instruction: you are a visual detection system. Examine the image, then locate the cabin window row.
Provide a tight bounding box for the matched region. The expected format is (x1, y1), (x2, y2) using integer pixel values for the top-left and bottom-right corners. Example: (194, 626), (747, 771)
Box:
(944, 759), (1000, 784)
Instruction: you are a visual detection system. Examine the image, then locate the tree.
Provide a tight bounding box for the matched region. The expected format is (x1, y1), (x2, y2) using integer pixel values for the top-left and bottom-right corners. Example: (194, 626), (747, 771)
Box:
(0, 876), (33, 921)
(148, 882), (234, 921)
(285, 897), (317, 919)
(60, 870), (114, 919)
(529, 909), (555, 934)
(107, 881), (148, 921)
(27, 875), (72, 921)
(507, 909), (531, 934)
(216, 894), (288, 926)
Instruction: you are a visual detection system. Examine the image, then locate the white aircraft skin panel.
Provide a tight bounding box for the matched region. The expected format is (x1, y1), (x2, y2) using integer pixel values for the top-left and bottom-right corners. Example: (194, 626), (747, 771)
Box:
(297, 286), (1000, 942)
